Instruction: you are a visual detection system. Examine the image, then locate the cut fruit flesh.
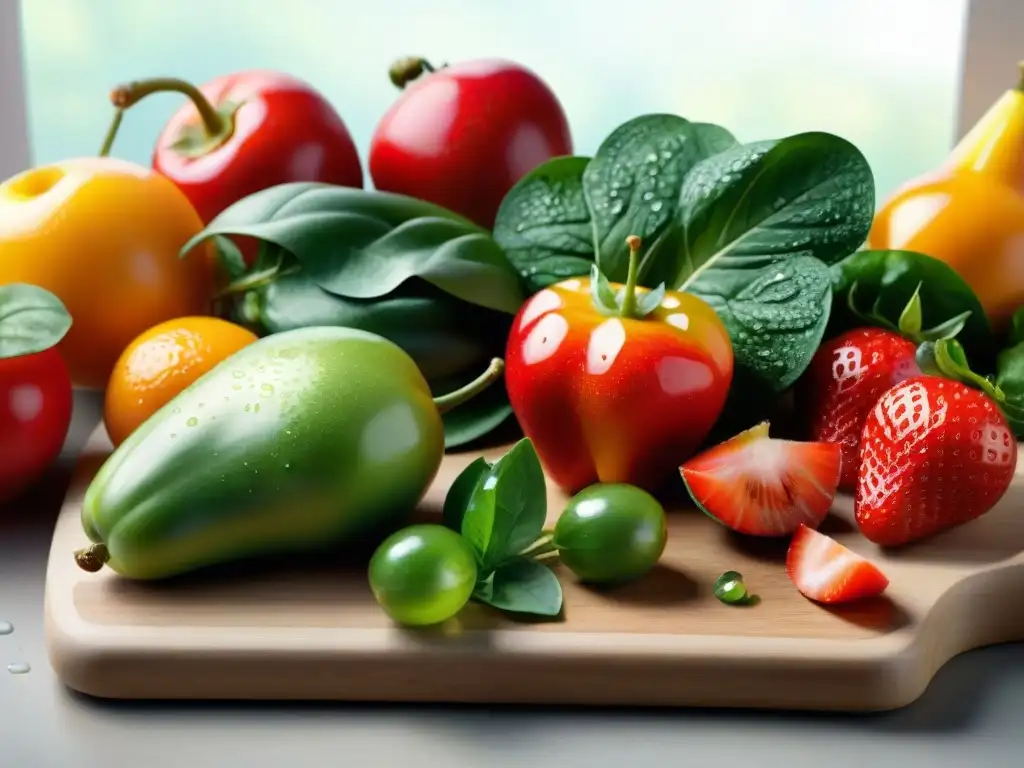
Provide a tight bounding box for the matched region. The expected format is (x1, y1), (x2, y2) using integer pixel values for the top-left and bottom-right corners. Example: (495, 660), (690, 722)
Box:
(786, 524), (889, 604)
(680, 421), (842, 537)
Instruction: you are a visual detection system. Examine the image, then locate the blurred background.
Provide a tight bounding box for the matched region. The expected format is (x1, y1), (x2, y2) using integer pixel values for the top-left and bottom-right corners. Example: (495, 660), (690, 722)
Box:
(18, 0), (969, 203)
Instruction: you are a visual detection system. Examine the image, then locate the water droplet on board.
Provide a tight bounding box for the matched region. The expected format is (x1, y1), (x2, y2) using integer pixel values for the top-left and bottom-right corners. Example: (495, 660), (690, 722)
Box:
(7, 662), (29, 674)
(0, 621), (12, 635)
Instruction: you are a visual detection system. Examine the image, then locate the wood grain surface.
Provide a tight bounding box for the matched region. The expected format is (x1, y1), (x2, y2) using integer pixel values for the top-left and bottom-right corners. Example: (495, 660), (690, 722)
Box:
(44, 426), (1024, 710)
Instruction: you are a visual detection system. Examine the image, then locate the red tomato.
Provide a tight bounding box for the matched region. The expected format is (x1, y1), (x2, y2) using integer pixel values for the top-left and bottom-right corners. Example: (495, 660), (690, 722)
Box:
(0, 348), (73, 504)
(369, 58), (573, 229)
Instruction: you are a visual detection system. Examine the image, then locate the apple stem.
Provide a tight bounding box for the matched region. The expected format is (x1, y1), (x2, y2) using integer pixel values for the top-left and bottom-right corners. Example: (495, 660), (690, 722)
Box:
(97, 108), (124, 157)
(110, 77), (227, 137)
(388, 57), (438, 89)
(619, 235), (643, 318)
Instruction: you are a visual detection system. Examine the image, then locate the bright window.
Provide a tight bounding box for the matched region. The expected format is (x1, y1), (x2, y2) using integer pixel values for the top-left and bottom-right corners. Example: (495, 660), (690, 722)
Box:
(18, 0), (969, 201)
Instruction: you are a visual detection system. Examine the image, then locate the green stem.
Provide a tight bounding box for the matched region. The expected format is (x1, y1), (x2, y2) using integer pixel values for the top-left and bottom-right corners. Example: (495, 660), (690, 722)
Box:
(215, 262), (296, 299)
(74, 543), (109, 573)
(1017, 61), (1024, 92)
(433, 358), (504, 415)
(98, 108), (124, 157)
(518, 533), (555, 558)
(619, 235), (643, 318)
(532, 551), (561, 563)
(110, 77), (227, 137)
(388, 57), (437, 89)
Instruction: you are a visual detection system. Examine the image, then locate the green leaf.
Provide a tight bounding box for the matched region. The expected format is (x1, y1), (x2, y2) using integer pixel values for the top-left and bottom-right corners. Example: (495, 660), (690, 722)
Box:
(212, 235), (249, 279)
(474, 558), (563, 617)
(897, 283), (924, 337)
(671, 132), (874, 390)
(830, 249), (994, 368)
(0, 283), (72, 359)
(695, 256), (834, 392)
(460, 438), (548, 570)
(589, 263), (619, 315)
(584, 114), (737, 282)
(182, 183), (525, 315)
(1010, 308), (1024, 347)
(492, 156), (598, 294)
(442, 457), (491, 532)
(634, 283), (667, 317)
(995, 341), (1024, 438)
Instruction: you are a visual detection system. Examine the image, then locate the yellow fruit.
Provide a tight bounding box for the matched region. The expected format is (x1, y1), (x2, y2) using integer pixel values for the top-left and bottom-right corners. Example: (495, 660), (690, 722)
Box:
(104, 316), (258, 447)
(0, 157), (216, 389)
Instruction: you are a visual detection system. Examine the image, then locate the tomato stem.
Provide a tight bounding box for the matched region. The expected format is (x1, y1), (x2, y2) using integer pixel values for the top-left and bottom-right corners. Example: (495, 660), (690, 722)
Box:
(433, 358), (504, 414)
(110, 77), (228, 137)
(97, 108), (125, 157)
(619, 235), (643, 318)
(388, 57), (437, 89)
(74, 544), (109, 573)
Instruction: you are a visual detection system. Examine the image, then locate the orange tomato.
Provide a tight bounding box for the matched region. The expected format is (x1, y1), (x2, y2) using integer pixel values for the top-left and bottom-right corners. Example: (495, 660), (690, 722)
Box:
(104, 316), (258, 447)
(0, 157), (216, 389)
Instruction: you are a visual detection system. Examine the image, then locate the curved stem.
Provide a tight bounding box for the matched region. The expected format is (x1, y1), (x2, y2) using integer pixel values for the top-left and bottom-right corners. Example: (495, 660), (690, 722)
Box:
(98, 108), (124, 157)
(110, 77), (226, 136)
(433, 358), (504, 414)
(74, 543), (109, 573)
(619, 235), (643, 318)
(388, 57), (438, 89)
(214, 261), (295, 299)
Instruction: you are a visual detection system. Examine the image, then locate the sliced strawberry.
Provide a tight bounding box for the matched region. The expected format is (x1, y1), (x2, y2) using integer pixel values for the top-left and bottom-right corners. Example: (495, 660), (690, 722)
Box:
(680, 421), (842, 537)
(786, 524), (889, 604)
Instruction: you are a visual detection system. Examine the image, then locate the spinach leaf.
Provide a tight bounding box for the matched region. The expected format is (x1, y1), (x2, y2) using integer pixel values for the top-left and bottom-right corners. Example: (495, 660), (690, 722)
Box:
(584, 114), (737, 282)
(181, 183), (525, 315)
(492, 157), (596, 294)
(443, 458), (491, 532)
(474, 558), (563, 617)
(830, 249), (994, 369)
(676, 132), (875, 391)
(0, 284), (72, 359)
(493, 115), (736, 294)
(460, 438), (548, 570)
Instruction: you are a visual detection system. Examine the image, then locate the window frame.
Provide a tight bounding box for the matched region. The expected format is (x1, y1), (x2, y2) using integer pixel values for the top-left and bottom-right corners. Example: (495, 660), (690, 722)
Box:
(0, 0), (1019, 180)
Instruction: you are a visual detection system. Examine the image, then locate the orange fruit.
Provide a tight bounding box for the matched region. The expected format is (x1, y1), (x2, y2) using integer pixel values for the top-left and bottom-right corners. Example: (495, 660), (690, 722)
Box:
(104, 316), (258, 447)
(0, 157), (217, 389)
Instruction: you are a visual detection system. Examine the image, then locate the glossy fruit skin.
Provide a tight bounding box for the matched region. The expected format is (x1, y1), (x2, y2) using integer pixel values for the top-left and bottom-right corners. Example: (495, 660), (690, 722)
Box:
(154, 71), (364, 225)
(0, 157), (215, 389)
(856, 377), (1017, 547)
(368, 524), (478, 626)
(81, 326), (445, 580)
(786, 524), (889, 605)
(369, 59), (572, 229)
(798, 328), (919, 491)
(553, 483), (667, 584)
(505, 278), (733, 494)
(867, 69), (1024, 332)
(104, 316), (259, 448)
(0, 348), (73, 504)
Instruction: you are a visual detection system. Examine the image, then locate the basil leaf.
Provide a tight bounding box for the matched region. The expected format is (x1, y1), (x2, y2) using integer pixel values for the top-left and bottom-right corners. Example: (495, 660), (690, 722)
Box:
(492, 156), (596, 294)
(995, 343), (1024, 438)
(212, 235), (249, 279)
(0, 283), (72, 359)
(475, 558), (563, 617)
(460, 438), (547, 570)
(443, 458), (492, 532)
(830, 249), (994, 369)
(583, 114), (737, 282)
(182, 183), (525, 315)
(676, 132), (875, 390)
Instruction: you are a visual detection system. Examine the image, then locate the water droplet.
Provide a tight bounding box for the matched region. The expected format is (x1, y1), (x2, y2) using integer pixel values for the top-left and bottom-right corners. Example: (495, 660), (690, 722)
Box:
(185, 417), (198, 427)
(254, 403), (261, 413)
(172, 407), (181, 415)
(244, 404), (251, 412)
(642, 191), (654, 202)
(7, 662), (29, 675)
(651, 201), (663, 213)
(610, 200), (624, 215)
(260, 383), (275, 396)
(232, 370), (245, 379)
(0, 621), (12, 635)
(284, 463), (291, 470)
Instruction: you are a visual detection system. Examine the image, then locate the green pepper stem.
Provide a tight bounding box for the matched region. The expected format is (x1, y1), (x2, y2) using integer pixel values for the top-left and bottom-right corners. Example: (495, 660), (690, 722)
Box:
(619, 235), (643, 318)
(97, 108), (125, 157)
(74, 544), (109, 573)
(433, 358), (504, 415)
(388, 57), (437, 89)
(110, 77), (228, 137)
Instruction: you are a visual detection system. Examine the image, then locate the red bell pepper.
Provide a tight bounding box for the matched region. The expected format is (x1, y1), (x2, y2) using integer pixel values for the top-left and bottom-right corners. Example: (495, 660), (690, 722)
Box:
(505, 236), (734, 494)
(100, 72), (364, 227)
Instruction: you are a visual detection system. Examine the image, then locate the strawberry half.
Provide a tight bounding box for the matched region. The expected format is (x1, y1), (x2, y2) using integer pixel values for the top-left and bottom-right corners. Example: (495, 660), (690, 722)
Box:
(786, 523), (889, 604)
(798, 328), (919, 491)
(856, 376), (1017, 547)
(680, 421), (842, 536)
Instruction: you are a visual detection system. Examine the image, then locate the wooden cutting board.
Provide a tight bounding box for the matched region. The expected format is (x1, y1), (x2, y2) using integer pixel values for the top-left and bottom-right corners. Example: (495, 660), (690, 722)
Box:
(43, 424), (1024, 711)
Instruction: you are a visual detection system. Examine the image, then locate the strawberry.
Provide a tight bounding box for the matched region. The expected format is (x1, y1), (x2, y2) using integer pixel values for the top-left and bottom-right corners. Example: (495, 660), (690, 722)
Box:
(798, 328), (919, 491)
(786, 523), (889, 604)
(855, 376), (1017, 547)
(680, 421), (842, 537)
